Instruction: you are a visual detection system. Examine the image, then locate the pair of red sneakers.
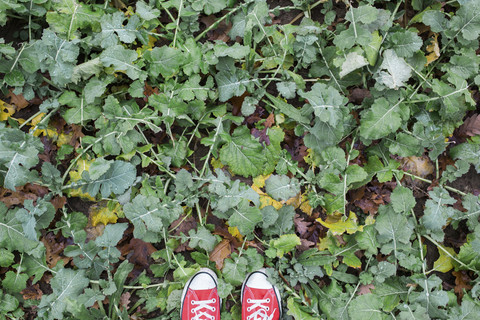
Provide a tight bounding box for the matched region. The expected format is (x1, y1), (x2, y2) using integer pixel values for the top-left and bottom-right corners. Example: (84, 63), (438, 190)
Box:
(180, 268), (282, 320)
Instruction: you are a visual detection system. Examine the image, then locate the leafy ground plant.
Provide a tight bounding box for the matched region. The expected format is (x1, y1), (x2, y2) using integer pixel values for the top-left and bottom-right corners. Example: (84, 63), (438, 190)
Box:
(1, 0), (480, 319)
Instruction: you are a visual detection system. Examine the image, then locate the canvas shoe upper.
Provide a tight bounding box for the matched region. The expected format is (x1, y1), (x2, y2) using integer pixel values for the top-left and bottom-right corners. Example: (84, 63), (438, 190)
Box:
(181, 268), (221, 320)
(241, 269), (281, 320)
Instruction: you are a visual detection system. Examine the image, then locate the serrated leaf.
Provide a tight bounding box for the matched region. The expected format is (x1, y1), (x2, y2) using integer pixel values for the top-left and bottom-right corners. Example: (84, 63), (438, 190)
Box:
(81, 160), (136, 198)
(340, 51), (368, 78)
(348, 294), (384, 320)
(38, 269), (89, 319)
(299, 83), (347, 127)
(390, 186), (416, 214)
(374, 49), (412, 89)
(359, 97), (409, 140)
(375, 205), (413, 255)
(144, 46), (184, 78)
(318, 211), (363, 235)
(420, 187), (457, 241)
(390, 30), (423, 58)
(186, 226), (217, 252)
(100, 45), (143, 80)
(270, 234), (301, 257)
(264, 174), (300, 201)
(227, 199), (262, 235)
(219, 126), (265, 177)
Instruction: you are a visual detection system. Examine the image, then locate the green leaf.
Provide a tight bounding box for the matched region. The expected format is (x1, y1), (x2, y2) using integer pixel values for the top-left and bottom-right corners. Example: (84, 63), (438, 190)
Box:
(265, 93), (310, 124)
(136, 1), (160, 20)
(38, 269), (89, 319)
(410, 274), (448, 319)
(359, 97), (409, 140)
(449, 0), (480, 43)
(219, 126), (265, 177)
(448, 298), (480, 319)
(223, 254), (248, 286)
(299, 83), (347, 127)
(339, 51), (368, 78)
(423, 10), (448, 33)
(389, 30), (423, 58)
(2, 271), (28, 293)
(390, 186), (416, 214)
(375, 205), (413, 256)
(36, 29), (80, 86)
(348, 294), (384, 320)
(16, 198), (55, 241)
(214, 42), (250, 59)
(265, 174), (300, 201)
(355, 225), (379, 256)
(0, 248), (14, 267)
(185, 226), (217, 252)
(191, 0), (228, 14)
(144, 46), (185, 78)
(287, 297), (317, 320)
(81, 160), (137, 198)
(215, 65), (253, 102)
(60, 91), (101, 125)
(270, 234), (301, 257)
(0, 128), (42, 190)
(374, 49), (412, 89)
(227, 199), (262, 235)
(420, 187), (457, 241)
(124, 194), (182, 243)
(100, 45), (143, 80)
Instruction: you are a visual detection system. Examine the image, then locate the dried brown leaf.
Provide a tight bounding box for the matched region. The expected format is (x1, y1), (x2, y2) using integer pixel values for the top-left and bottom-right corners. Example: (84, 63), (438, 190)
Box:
(209, 239), (231, 270)
(458, 114), (480, 137)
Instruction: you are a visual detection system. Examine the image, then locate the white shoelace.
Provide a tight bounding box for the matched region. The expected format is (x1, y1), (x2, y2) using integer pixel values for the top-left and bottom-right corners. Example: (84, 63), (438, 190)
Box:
(246, 298), (276, 320)
(190, 298), (216, 320)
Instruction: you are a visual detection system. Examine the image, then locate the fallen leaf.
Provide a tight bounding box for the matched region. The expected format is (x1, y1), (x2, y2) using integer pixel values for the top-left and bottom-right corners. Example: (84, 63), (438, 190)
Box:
(89, 201), (121, 227)
(402, 156), (434, 178)
(0, 99), (15, 121)
(209, 239), (231, 270)
(425, 34), (440, 66)
(294, 214), (310, 236)
(120, 238), (157, 270)
(50, 196), (67, 211)
(458, 114), (480, 137)
(7, 89), (29, 110)
(264, 113), (275, 128)
(317, 211), (364, 235)
(452, 270), (472, 300)
(21, 283), (43, 300)
(120, 292), (131, 310)
(433, 246), (455, 273)
(358, 284), (375, 295)
(41, 232), (71, 268)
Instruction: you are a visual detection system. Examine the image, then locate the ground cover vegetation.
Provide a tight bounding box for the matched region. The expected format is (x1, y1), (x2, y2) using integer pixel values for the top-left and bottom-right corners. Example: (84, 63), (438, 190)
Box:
(1, 0), (480, 318)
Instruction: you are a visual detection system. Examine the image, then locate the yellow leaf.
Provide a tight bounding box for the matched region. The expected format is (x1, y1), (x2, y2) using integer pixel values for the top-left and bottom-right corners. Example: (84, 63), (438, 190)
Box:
(317, 211), (364, 235)
(259, 195), (283, 210)
(286, 192), (302, 208)
(90, 202), (121, 226)
(228, 226), (243, 242)
(425, 34), (440, 66)
(299, 194), (313, 215)
(67, 159), (96, 201)
(317, 235), (335, 251)
(211, 157), (224, 169)
(0, 100), (15, 121)
(253, 174), (271, 189)
(433, 246), (456, 273)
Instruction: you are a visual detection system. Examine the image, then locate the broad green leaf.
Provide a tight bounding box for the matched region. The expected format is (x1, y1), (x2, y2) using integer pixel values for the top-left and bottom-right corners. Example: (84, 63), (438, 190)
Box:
(60, 91), (101, 125)
(100, 45), (143, 80)
(364, 30), (382, 65)
(80, 160), (136, 198)
(223, 254), (248, 286)
(136, 1), (160, 20)
(227, 199), (262, 235)
(448, 298), (480, 319)
(287, 297), (317, 320)
(185, 226), (217, 252)
(390, 30), (423, 58)
(410, 274), (448, 319)
(219, 126), (265, 177)
(420, 187), (457, 241)
(423, 10), (448, 33)
(359, 97), (409, 140)
(2, 271), (28, 294)
(265, 93), (310, 124)
(38, 269), (89, 319)
(375, 205), (413, 255)
(16, 199), (55, 241)
(299, 83), (347, 127)
(213, 42), (250, 59)
(100, 12), (139, 47)
(348, 294), (384, 320)
(191, 0), (228, 14)
(0, 128), (42, 191)
(215, 66), (253, 102)
(339, 51), (368, 78)
(270, 234), (300, 257)
(390, 186), (416, 214)
(265, 174), (300, 201)
(144, 46), (185, 78)
(449, 0), (480, 43)
(374, 49), (412, 89)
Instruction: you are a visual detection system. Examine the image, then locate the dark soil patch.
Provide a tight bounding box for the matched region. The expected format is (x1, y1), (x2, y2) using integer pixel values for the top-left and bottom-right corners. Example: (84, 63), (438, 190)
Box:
(448, 167), (480, 196)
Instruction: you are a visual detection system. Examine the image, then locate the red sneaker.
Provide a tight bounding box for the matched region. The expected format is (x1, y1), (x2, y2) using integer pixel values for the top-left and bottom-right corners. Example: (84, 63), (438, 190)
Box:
(181, 268), (221, 320)
(241, 269), (282, 320)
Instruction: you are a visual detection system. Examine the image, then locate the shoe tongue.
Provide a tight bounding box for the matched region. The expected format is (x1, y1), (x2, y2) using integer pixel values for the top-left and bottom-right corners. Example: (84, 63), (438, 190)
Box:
(248, 288), (271, 300)
(191, 288), (217, 301)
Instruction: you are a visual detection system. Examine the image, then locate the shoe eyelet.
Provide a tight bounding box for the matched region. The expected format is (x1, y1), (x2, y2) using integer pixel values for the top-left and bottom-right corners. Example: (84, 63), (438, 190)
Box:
(266, 298), (270, 303)
(247, 299), (251, 303)
(266, 307), (270, 311)
(247, 307), (251, 311)
(191, 310), (195, 313)
(191, 300), (195, 305)
(212, 298), (216, 303)
(212, 307), (216, 311)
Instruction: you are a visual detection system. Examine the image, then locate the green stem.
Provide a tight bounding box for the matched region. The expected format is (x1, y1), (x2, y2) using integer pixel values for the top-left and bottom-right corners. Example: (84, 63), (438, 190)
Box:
(194, 3), (248, 42)
(394, 170), (467, 196)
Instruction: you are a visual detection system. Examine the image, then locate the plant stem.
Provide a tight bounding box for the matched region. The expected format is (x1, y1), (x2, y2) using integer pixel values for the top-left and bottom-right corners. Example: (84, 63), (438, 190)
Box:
(394, 170), (468, 196)
(194, 3), (248, 42)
